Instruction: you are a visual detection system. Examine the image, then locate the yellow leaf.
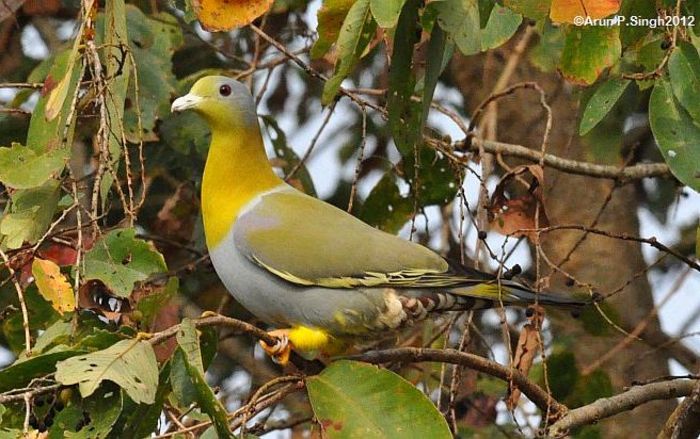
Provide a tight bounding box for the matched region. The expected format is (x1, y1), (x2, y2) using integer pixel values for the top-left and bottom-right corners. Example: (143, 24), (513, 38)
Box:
(550, 0), (620, 24)
(194, 0), (274, 31)
(32, 258), (75, 315)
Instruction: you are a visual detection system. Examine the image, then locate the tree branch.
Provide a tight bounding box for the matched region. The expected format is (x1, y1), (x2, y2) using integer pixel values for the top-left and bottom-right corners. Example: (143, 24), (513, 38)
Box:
(546, 379), (699, 437)
(463, 138), (672, 181)
(348, 347), (567, 416)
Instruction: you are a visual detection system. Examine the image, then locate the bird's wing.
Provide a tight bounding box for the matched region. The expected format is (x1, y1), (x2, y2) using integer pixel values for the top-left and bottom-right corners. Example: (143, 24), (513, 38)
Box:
(232, 188), (483, 288)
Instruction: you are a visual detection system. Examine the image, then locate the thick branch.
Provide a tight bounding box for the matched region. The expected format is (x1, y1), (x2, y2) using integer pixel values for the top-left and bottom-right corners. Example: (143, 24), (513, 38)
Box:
(350, 347), (566, 416)
(463, 138), (672, 181)
(547, 379), (698, 437)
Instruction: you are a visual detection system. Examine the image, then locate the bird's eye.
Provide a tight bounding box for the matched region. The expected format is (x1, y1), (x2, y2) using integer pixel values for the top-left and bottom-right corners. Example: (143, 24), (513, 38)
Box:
(219, 84), (232, 96)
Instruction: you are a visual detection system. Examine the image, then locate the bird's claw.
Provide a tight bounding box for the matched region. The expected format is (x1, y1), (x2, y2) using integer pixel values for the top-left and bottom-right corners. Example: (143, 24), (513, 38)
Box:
(259, 330), (292, 365)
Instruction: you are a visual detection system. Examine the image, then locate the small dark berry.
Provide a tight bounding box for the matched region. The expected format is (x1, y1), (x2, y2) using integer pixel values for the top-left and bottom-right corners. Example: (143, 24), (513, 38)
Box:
(525, 307), (535, 317)
(510, 264), (522, 275)
(477, 230), (488, 240)
(661, 39), (672, 50)
(565, 277), (575, 287)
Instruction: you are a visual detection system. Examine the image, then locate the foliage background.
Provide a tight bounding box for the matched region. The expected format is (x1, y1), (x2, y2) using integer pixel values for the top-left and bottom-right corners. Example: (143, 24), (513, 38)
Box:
(0, 0), (699, 437)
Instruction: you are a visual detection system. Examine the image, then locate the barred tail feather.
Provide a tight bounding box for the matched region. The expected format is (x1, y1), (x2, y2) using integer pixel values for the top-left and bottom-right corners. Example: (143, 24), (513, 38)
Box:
(448, 280), (588, 309)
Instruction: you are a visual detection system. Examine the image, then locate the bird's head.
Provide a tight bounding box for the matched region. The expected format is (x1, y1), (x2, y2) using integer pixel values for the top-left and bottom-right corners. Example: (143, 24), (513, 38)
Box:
(171, 75), (257, 130)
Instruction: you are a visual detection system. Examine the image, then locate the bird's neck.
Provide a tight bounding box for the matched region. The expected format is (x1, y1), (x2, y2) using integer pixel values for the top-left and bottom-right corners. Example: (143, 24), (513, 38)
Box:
(201, 124), (283, 248)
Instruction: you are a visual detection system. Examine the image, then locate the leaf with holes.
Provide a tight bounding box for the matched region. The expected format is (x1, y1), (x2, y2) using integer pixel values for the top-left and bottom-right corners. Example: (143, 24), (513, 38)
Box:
(32, 258), (75, 315)
(649, 77), (700, 192)
(48, 386), (122, 438)
(55, 339), (158, 404)
(550, 0), (620, 24)
(307, 360), (451, 438)
(579, 78), (631, 135)
(0, 142), (68, 189)
(322, 0), (377, 104)
(82, 228), (167, 298)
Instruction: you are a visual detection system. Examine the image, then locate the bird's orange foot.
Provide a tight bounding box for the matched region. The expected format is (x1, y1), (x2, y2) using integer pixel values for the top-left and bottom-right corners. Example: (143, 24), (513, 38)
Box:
(259, 329), (293, 365)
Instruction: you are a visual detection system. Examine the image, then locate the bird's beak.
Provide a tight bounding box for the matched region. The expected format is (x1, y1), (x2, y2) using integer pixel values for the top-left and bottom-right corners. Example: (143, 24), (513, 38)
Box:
(171, 93), (203, 112)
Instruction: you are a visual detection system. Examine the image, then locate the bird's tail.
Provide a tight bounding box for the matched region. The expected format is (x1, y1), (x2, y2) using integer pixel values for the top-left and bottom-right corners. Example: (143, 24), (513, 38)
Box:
(447, 279), (589, 310)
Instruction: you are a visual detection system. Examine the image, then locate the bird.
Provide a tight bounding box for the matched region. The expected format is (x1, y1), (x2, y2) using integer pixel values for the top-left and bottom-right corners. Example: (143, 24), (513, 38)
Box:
(171, 75), (586, 365)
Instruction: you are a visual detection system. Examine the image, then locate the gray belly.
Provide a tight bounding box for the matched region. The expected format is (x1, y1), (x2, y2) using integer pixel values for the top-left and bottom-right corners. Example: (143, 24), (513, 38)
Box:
(208, 228), (388, 335)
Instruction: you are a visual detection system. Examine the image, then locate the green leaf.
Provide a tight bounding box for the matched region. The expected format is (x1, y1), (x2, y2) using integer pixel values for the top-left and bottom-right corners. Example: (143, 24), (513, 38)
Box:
(306, 360), (451, 438)
(422, 24), (448, 126)
(359, 172), (414, 233)
(569, 369), (613, 407)
(529, 21), (565, 72)
(544, 350), (578, 401)
(559, 26), (621, 85)
(48, 386), (122, 439)
(122, 6), (183, 142)
(668, 42), (700, 122)
(0, 179), (61, 249)
(170, 348), (198, 408)
(115, 362), (172, 438)
(174, 346), (233, 438)
(322, 0), (377, 104)
(618, 0), (655, 47)
(55, 339), (159, 404)
(503, 0), (549, 20)
(31, 320), (72, 354)
(388, 0), (422, 156)
(26, 49), (81, 155)
(435, 0), (481, 55)
(579, 78), (631, 135)
(95, 0), (131, 205)
(370, 0), (406, 28)
(311, 0), (357, 59)
(177, 318), (204, 373)
(481, 6), (522, 51)
(173, 318), (231, 437)
(0, 346), (84, 392)
(404, 146), (460, 206)
(2, 285), (60, 354)
(0, 142), (68, 189)
(82, 228), (167, 297)
(649, 77), (700, 192)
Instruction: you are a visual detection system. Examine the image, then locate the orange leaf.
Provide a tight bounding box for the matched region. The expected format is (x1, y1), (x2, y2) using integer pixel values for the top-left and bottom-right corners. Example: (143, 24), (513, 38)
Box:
(550, 0), (620, 24)
(506, 305), (544, 409)
(32, 258), (75, 315)
(193, 0), (274, 32)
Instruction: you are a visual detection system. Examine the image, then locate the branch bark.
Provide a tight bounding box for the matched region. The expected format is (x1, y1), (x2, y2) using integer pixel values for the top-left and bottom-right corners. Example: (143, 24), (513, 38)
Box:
(461, 138), (672, 181)
(547, 379), (698, 437)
